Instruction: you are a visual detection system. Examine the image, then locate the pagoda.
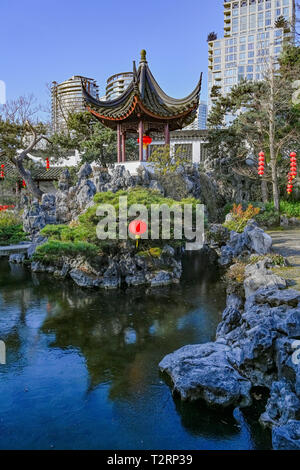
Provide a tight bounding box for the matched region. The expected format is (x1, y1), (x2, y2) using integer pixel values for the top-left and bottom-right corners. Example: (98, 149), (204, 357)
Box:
(82, 50), (202, 163)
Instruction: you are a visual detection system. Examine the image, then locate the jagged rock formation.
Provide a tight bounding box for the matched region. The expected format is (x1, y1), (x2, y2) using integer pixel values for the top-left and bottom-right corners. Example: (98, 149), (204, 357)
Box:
(28, 244), (182, 289)
(22, 162), (228, 234)
(159, 226), (300, 450)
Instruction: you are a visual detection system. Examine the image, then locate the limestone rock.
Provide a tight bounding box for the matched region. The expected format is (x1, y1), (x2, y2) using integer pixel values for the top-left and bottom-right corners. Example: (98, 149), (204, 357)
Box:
(244, 260), (287, 298)
(255, 287), (300, 308)
(159, 342), (252, 408)
(272, 420), (300, 450)
(69, 269), (101, 288)
(78, 162), (92, 180)
(149, 179), (164, 195)
(260, 380), (300, 428)
(244, 220), (272, 255)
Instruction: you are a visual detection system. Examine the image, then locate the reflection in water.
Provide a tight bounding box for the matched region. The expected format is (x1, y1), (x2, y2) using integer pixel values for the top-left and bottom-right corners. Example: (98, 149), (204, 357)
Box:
(0, 254), (271, 450)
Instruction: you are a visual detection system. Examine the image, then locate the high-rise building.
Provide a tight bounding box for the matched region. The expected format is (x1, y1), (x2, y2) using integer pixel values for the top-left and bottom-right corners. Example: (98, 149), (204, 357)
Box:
(208, 0), (295, 118)
(198, 101), (208, 129)
(51, 75), (99, 133)
(184, 108), (200, 130)
(184, 101), (208, 130)
(105, 72), (133, 100)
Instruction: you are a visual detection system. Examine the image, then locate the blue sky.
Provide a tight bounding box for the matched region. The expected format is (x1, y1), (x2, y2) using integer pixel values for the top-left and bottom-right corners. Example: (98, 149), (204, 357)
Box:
(1, 0), (223, 113)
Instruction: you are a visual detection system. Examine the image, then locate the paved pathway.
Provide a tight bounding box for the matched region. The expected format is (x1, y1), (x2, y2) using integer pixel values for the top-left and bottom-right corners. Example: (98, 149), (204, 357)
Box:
(268, 228), (300, 290)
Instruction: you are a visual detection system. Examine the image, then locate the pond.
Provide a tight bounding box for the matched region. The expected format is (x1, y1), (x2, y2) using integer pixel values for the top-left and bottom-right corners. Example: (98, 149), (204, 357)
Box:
(0, 254), (271, 450)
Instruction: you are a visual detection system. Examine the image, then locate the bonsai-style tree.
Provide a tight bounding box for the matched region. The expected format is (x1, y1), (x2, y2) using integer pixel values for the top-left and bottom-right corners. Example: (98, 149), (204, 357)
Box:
(0, 94), (52, 199)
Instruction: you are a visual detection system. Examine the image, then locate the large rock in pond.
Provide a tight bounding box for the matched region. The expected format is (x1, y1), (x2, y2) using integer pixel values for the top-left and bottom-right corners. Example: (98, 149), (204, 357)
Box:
(260, 380), (300, 428)
(69, 269), (101, 288)
(159, 342), (252, 408)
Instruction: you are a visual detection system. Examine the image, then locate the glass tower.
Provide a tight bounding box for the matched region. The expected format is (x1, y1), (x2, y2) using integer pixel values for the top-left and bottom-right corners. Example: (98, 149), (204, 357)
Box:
(208, 0), (296, 119)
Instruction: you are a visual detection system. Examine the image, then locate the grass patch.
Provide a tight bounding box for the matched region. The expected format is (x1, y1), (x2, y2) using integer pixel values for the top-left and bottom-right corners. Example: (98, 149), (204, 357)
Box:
(225, 261), (247, 284)
(249, 254), (286, 267)
(33, 240), (99, 264)
(137, 247), (162, 258)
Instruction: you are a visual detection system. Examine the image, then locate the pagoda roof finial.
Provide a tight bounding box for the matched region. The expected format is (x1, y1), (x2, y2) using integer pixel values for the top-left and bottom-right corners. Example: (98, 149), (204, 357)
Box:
(140, 49), (147, 63)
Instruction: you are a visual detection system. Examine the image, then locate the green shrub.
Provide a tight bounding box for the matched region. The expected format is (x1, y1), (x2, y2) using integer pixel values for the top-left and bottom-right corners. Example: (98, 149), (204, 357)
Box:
(40, 225), (69, 240)
(40, 189), (201, 255)
(0, 211), (28, 245)
(254, 201), (300, 227)
(279, 201), (300, 218)
(0, 211), (21, 228)
(33, 240), (98, 263)
(225, 261), (246, 284)
(0, 225), (28, 246)
(224, 203), (260, 233)
(137, 247), (162, 258)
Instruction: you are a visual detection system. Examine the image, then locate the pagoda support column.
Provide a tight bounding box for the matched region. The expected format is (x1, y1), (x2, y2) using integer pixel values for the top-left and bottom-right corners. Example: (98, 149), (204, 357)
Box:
(122, 131), (126, 162)
(146, 145), (149, 161)
(164, 123), (170, 146)
(138, 121), (144, 162)
(117, 124), (122, 163)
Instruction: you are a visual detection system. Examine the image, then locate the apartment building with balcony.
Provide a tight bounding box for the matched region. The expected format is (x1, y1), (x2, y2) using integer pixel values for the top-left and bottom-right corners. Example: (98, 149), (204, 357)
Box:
(51, 75), (99, 134)
(105, 72), (133, 100)
(208, 0), (296, 122)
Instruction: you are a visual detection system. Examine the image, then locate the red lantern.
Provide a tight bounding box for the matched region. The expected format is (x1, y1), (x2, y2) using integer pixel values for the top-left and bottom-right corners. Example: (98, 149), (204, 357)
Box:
(46, 158), (50, 171)
(258, 151), (265, 176)
(137, 135), (152, 150)
(288, 152), (297, 185)
(0, 164), (4, 179)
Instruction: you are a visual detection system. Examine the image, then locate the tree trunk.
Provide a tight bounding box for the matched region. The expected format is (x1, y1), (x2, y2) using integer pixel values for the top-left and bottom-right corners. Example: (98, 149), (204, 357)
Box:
(14, 158), (44, 200)
(270, 158), (280, 211)
(261, 179), (269, 203)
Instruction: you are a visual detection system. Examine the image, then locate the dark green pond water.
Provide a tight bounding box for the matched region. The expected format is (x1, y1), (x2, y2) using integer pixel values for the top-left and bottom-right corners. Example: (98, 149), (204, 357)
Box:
(0, 254), (271, 450)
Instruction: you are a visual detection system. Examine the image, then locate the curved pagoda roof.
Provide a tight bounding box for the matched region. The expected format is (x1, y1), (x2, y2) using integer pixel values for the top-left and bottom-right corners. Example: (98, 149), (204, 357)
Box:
(82, 50), (202, 132)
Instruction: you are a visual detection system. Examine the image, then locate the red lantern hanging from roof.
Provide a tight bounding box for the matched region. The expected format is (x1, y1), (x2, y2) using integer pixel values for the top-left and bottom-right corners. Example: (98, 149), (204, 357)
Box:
(46, 158), (50, 171)
(137, 135), (152, 150)
(0, 164), (4, 179)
